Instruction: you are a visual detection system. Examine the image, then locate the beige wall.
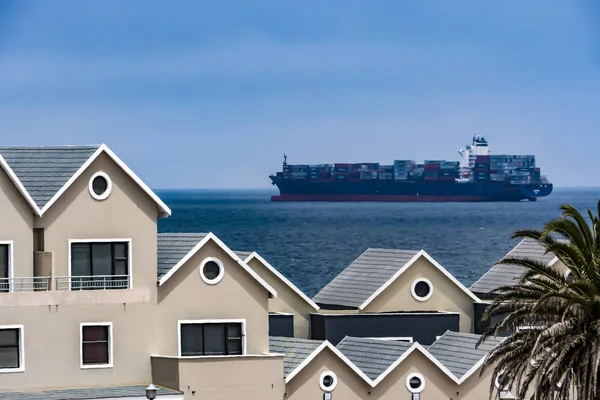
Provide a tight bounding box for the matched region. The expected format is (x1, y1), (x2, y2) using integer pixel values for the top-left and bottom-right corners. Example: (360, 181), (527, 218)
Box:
(156, 239), (270, 356)
(153, 355), (285, 400)
(0, 167), (34, 279)
(245, 257), (313, 338)
(36, 153), (159, 291)
(363, 256), (475, 333)
(285, 348), (370, 400)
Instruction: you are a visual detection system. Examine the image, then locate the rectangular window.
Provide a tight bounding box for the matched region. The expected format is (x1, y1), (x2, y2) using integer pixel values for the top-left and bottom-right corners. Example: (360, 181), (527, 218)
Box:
(81, 324), (112, 368)
(0, 326), (23, 372)
(70, 242), (129, 290)
(180, 322), (244, 356)
(0, 244), (10, 293)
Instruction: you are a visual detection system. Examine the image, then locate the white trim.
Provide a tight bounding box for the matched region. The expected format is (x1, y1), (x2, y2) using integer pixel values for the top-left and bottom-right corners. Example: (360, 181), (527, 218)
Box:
(358, 249), (481, 310)
(88, 171), (112, 201)
(319, 371), (338, 392)
(410, 278), (433, 302)
(80, 322), (113, 369)
(68, 239), (133, 290)
(0, 324), (25, 373)
(90, 396), (183, 400)
(158, 233), (277, 298)
(0, 240), (14, 293)
(199, 257), (225, 285)
(38, 144), (171, 217)
(406, 372), (425, 393)
(309, 311), (461, 317)
(435, 335), (442, 341)
(285, 340), (374, 386)
(364, 337), (413, 343)
(243, 252), (319, 310)
(151, 353), (284, 360)
(177, 319), (246, 357)
(0, 154), (43, 216)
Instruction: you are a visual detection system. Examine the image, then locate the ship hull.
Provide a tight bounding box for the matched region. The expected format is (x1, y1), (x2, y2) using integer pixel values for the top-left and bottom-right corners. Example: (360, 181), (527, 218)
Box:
(270, 177), (553, 202)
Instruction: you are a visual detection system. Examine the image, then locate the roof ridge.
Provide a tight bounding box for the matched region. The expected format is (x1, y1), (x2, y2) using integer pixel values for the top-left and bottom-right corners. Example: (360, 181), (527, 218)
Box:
(158, 232), (209, 236)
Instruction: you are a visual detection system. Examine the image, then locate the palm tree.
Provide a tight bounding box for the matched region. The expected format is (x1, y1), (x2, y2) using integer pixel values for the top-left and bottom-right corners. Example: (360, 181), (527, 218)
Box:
(477, 201), (600, 400)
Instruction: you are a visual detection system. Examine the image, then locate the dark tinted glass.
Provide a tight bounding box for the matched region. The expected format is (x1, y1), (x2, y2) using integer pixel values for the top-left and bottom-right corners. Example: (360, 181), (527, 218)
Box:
(92, 176), (108, 195)
(0, 245), (8, 279)
(203, 261), (221, 280)
(181, 324), (204, 356)
(414, 281), (431, 298)
(322, 375), (334, 387)
(409, 376), (422, 389)
(204, 324), (226, 355)
(82, 326), (109, 365)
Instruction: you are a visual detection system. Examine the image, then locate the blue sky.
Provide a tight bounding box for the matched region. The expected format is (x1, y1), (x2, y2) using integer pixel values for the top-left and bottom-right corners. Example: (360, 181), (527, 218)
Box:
(0, 1), (599, 188)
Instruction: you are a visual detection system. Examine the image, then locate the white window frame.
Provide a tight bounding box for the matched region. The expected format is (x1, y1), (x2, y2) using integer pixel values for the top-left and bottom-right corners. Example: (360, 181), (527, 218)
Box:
(319, 370), (338, 392)
(406, 372), (426, 393)
(88, 172), (113, 201)
(364, 337), (413, 343)
(80, 322), (114, 369)
(0, 240), (14, 293)
(411, 278), (434, 302)
(177, 319), (246, 357)
(68, 239), (133, 289)
(0, 324), (25, 373)
(199, 257), (225, 285)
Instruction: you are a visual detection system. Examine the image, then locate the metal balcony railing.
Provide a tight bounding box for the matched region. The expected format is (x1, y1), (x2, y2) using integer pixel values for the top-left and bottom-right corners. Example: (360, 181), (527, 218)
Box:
(0, 277), (51, 292)
(55, 275), (130, 291)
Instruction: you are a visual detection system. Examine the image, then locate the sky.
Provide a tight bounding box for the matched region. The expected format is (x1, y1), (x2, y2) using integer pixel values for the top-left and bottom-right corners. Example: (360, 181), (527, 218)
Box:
(0, 1), (599, 188)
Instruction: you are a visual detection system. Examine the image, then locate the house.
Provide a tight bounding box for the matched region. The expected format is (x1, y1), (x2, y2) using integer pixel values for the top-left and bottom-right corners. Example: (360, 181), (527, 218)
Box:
(0, 144), (513, 399)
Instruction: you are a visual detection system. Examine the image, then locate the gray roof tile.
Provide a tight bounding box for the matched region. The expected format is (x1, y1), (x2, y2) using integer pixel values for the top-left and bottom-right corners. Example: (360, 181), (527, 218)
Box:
(470, 238), (557, 297)
(336, 337), (413, 380)
(157, 233), (208, 278)
(269, 336), (323, 377)
(313, 248), (420, 308)
(427, 331), (503, 379)
(233, 250), (253, 260)
(0, 385), (182, 400)
(0, 145), (100, 209)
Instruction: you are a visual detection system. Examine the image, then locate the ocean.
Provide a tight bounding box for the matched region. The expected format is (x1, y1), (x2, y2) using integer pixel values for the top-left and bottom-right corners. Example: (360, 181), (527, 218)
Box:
(157, 188), (600, 297)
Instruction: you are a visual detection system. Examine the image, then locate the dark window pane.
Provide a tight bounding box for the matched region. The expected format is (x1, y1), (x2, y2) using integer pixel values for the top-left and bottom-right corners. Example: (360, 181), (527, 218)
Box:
(181, 324), (204, 356)
(227, 339), (242, 355)
(409, 377), (422, 389)
(83, 326), (108, 341)
(322, 375), (334, 388)
(82, 343), (108, 364)
(92, 176), (108, 196)
(203, 261), (221, 280)
(114, 243), (128, 259)
(71, 244), (91, 276)
(0, 245), (8, 279)
(114, 260), (128, 276)
(91, 244), (112, 276)
(204, 324), (226, 355)
(227, 323), (242, 339)
(0, 347), (19, 369)
(0, 329), (18, 346)
(414, 281), (431, 298)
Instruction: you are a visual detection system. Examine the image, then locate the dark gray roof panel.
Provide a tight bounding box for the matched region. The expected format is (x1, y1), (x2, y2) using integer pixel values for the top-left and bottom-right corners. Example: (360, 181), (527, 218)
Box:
(0, 145), (100, 209)
(0, 385), (182, 400)
(427, 331), (503, 379)
(269, 336), (323, 377)
(336, 337), (412, 380)
(234, 250), (253, 260)
(157, 233), (208, 278)
(313, 248), (420, 308)
(470, 238), (557, 296)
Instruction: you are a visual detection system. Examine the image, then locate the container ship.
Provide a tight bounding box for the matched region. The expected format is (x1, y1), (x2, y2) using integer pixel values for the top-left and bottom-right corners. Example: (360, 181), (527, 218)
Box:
(269, 136), (553, 202)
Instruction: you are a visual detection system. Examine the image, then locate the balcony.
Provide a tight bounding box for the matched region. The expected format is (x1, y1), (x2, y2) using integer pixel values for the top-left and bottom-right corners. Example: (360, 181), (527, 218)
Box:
(55, 275), (130, 291)
(0, 277), (51, 292)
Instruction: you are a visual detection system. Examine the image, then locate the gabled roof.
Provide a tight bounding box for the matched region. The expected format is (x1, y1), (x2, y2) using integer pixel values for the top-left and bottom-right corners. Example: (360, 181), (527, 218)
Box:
(234, 250), (253, 260)
(156, 232), (277, 298)
(0, 144), (171, 217)
(470, 238), (558, 297)
(242, 251), (320, 311)
(427, 331), (504, 380)
(0, 385), (182, 400)
(269, 336), (323, 377)
(313, 248), (479, 309)
(336, 337), (413, 380)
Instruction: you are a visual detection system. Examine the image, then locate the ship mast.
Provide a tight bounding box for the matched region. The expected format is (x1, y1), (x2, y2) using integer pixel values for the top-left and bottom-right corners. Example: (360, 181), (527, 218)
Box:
(283, 154), (288, 167)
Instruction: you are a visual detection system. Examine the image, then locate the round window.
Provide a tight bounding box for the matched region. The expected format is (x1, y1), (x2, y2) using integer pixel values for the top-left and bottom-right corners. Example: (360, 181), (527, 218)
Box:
(411, 278), (433, 301)
(319, 371), (338, 392)
(199, 258), (224, 284)
(495, 372), (509, 390)
(88, 172), (112, 201)
(406, 373), (425, 393)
